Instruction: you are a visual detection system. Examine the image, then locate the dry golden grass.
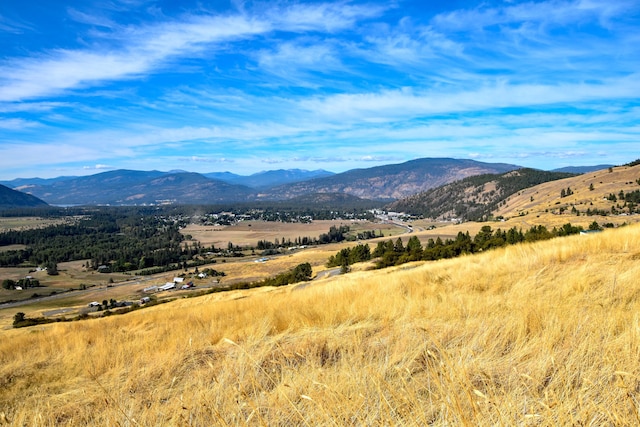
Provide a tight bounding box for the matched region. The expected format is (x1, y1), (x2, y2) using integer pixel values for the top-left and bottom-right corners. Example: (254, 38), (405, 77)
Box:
(2, 224), (640, 425)
(497, 163), (640, 220)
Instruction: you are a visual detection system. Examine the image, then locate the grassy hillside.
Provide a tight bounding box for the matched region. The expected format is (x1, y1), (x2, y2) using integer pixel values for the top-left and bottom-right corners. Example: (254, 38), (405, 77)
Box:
(387, 168), (576, 221)
(496, 163), (640, 220)
(2, 224), (640, 425)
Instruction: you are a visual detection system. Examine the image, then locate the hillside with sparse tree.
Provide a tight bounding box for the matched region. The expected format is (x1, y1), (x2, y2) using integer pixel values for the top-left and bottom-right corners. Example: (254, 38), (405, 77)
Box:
(387, 168), (575, 220)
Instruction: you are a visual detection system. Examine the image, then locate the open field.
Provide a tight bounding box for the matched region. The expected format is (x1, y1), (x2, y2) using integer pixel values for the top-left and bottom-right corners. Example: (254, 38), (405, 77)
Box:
(181, 219), (402, 248)
(2, 222), (640, 424)
(0, 216), (76, 231)
(0, 260), (135, 305)
(0, 244), (26, 252)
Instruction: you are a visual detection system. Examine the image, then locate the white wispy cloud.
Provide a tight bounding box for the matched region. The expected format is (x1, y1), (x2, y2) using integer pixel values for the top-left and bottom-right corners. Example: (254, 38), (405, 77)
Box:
(431, 0), (637, 31)
(83, 164), (114, 170)
(0, 118), (40, 130)
(0, 143), (106, 169)
(0, 2), (385, 102)
(264, 1), (388, 32)
(1, 0), (638, 178)
(0, 101), (72, 114)
(179, 156), (234, 164)
(255, 40), (345, 86)
(0, 13), (33, 34)
(299, 75), (640, 122)
(0, 16), (265, 102)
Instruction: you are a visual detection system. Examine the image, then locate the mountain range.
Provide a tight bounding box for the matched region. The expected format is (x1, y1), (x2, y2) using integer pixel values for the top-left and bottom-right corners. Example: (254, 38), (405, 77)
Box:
(258, 158), (521, 201)
(0, 158), (615, 208)
(2, 158), (520, 206)
(204, 169), (334, 189)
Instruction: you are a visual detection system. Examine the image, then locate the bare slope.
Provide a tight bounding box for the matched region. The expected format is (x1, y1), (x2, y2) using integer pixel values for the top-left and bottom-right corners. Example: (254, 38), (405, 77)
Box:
(2, 225), (640, 424)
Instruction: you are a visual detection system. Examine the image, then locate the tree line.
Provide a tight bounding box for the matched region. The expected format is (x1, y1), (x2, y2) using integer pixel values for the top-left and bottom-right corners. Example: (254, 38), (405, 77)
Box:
(255, 226), (380, 253)
(0, 210), (188, 271)
(328, 222), (595, 271)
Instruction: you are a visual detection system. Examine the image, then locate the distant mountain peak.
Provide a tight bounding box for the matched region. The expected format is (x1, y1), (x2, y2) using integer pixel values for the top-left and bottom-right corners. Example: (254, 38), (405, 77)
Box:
(205, 168), (335, 189)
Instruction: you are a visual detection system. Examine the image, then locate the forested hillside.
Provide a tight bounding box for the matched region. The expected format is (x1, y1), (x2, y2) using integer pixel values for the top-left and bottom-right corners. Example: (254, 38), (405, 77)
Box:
(0, 184), (48, 210)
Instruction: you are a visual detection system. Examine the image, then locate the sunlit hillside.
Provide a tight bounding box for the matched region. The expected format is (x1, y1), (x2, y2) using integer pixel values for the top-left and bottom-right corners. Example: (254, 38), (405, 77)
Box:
(2, 224), (640, 425)
(496, 163), (640, 220)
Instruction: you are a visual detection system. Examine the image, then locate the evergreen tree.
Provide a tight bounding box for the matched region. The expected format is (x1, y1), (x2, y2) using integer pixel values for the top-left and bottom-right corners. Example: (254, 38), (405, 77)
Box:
(406, 236), (423, 261)
(394, 237), (405, 252)
(2, 279), (16, 290)
(46, 261), (58, 276)
(13, 312), (26, 325)
(589, 221), (602, 231)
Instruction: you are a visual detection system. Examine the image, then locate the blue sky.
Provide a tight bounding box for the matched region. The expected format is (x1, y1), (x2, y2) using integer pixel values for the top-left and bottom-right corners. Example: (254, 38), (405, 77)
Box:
(1, 0), (639, 179)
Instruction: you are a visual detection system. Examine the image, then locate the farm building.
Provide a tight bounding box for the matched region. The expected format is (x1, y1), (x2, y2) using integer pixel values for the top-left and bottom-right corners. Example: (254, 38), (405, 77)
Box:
(159, 282), (176, 291)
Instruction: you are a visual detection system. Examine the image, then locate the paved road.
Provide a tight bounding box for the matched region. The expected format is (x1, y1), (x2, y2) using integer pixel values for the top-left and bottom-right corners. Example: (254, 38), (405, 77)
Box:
(42, 307), (75, 317)
(315, 268), (341, 280)
(295, 268), (341, 291)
